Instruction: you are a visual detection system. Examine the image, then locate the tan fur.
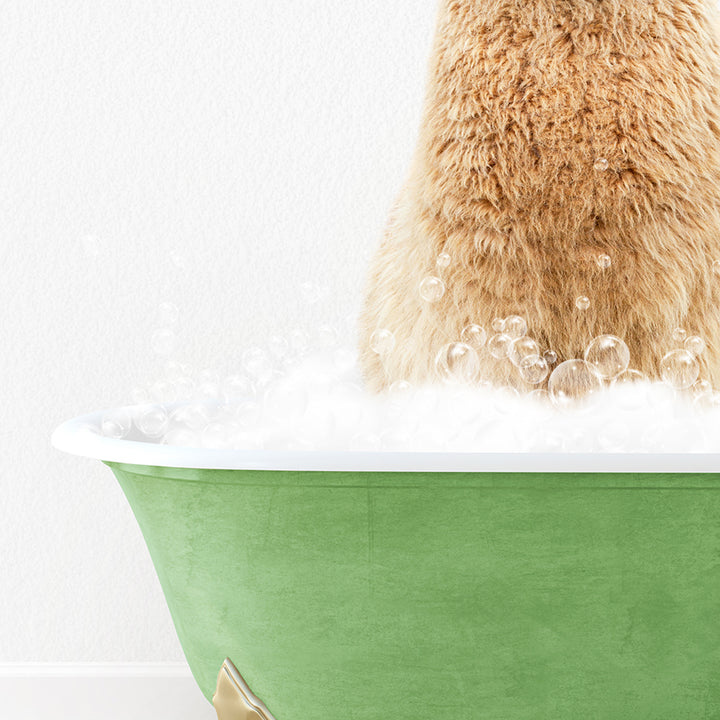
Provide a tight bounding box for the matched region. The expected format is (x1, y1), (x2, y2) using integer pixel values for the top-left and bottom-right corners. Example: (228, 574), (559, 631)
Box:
(360, 0), (720, 391)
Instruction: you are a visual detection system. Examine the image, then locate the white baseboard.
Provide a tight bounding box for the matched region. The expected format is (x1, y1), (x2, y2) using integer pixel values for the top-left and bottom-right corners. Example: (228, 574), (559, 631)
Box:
(0, 663), (217, 720)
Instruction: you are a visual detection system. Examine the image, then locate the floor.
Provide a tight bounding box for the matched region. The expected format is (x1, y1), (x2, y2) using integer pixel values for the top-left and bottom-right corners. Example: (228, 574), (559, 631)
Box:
(0, 675), (217, 720)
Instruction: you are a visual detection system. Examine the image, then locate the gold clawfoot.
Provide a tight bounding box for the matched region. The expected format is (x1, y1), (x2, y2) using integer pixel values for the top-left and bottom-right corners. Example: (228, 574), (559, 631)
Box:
(212, 658), (277, 720)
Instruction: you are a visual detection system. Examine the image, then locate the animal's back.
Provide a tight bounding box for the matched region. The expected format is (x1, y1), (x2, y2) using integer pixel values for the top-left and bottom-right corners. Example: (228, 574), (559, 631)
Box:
(360, 0), (720, 391)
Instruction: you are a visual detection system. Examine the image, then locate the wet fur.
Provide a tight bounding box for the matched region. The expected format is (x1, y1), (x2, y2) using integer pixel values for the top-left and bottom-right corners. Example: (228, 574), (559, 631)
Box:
(360, 0), (720, 391)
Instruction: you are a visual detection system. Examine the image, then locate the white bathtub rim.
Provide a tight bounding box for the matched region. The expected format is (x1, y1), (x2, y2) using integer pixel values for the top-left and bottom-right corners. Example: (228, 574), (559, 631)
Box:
(51, 407), (720, 473)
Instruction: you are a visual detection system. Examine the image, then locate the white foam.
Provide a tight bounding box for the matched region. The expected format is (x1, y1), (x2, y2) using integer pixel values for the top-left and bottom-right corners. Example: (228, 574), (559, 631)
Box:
(108, 349), (720, 454)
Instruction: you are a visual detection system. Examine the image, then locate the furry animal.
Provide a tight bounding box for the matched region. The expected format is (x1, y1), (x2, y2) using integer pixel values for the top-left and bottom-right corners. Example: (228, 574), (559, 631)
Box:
(359, 0), (720, 391)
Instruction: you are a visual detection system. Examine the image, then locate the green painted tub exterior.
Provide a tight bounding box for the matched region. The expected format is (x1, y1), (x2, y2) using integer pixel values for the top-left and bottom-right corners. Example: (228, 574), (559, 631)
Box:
(107, 462), (720, 720)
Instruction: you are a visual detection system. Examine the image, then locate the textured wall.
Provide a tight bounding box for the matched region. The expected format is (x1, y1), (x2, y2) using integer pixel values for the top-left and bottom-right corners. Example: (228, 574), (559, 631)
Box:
(0, 0), (434, 661)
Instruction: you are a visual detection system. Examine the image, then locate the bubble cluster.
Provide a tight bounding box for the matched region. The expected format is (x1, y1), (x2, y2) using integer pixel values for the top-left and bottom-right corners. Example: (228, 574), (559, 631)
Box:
(419, 276), (445, 303)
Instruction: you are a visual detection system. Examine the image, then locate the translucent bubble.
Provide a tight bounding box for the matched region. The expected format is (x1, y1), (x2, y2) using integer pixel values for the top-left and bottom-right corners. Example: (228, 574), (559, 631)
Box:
(268, 335), (289, 359)
(548, 360), (603, 409)
(389, 380), (414, 397)
(199, 368), (220, 385)
(170, 404), (211, 431)
(233, 400), (263, 429)
(575, 296), (591, 311)
(151, 328), (177, 357)
(222, 374), (254, 402)
(148, 379), (176, 403)
(195, 381), (221, 403)
(157, 301), (179, 325)
(436, 251), (451, 268)
(370, 329), (396, 355)
(488, 333), (512, 359)
(597, 254), (612, 270)
(692, 379), (713, 399)
(594, 157), (609, 171)
(584, 335), (630, 380)
(685, 335), (706, 357)
(504, 316), (528, 339)
(130, 386), (150, 405)
(672, 327), (687, 345)
(519, 354), (550, 385)
(613, 369), (648, 385)
(101, 409), (132, 439)
(419, 276), (445, 303)
(460, 324), (487, 350)
(242, 347), (272, 382)
(163, 360), (186, 381)
(660, 349), (700, 389)
(491, 317), (505, 333)
(134, 404), (169, 438)
(508, 336), (540, 367)
(435, 343), (480, 384)
(170, 249), (190, 271)
(174, 376), (195, 401)
(289, 329), (309, 355)
(713, 260), (720, 276)
(543, 350), (558, 365)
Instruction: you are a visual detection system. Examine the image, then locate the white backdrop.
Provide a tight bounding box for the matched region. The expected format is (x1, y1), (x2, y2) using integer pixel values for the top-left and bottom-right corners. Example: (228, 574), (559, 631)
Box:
(0, 0), (436, 662)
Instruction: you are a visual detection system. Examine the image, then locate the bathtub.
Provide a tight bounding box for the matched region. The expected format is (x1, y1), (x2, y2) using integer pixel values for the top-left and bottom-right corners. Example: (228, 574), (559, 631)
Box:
(53, 407), (720, 719)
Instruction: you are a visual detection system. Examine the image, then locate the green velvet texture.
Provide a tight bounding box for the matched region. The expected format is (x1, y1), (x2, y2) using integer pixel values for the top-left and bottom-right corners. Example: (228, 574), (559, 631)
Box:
(107, 463), (720, 719)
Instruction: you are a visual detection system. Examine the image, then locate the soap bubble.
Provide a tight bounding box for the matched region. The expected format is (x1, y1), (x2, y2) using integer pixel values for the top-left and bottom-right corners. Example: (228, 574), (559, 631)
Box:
(150, 379), (178, 403)
(157, 301), (179, 326)
(436, 251), (451, 268)
(584, 335), (630, 379)
(135, 404), (169, 438)
(461, 324), (487, 350)
(504, 315), (528, 339)
(529, 388), (550, 403)
(519, 354), (550, 385)
(174, 376), (195, 401)
(548, 360), (602, 409)
(575, 296), (591, 311)
(370, 329), (396, 355)
(289, 329), (310, 355)
(222, 374), (254, 403)
(685, 335), (706, 357)
(195, 381), (221, 403)
(488, 333), (512, 359)
(543, 350), (558, 365)
(101, 409), (132, 439)
(162, 360), (186, 381)
(660, 349), (700, 389)
(171, 403), (211, 431)
(492, 317), (505, 333)
(389, 380), (414, 397)
(692, 379), (713, 399)
(242, 347), (273, 383)
(435, 343), (480, 384)
(672, 327), (687, 345)
(268, 335), (289, 359)
(151, 328), (177, 356)
(233, 400), (263, 429)
(597, 254), (612, 270)
(419, 276), (445, 302)
(613, 369), (648, 385)
(594, 157), (609, 171)
(508, 336), (540, 367)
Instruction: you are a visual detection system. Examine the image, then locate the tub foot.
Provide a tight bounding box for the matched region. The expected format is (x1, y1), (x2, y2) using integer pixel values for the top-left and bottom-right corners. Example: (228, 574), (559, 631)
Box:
(213, 658), (276, 720)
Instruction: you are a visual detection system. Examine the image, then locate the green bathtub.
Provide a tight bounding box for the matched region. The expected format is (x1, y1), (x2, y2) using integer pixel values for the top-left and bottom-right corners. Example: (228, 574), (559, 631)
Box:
(53, 410), (720, 719)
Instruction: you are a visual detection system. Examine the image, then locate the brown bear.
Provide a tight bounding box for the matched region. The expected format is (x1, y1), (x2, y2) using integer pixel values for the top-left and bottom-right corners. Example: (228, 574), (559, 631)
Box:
(359, 0), (720, 392)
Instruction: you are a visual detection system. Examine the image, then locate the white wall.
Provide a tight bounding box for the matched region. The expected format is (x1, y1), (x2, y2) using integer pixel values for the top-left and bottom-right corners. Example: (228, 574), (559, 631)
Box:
(0, 0), (436, 664)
